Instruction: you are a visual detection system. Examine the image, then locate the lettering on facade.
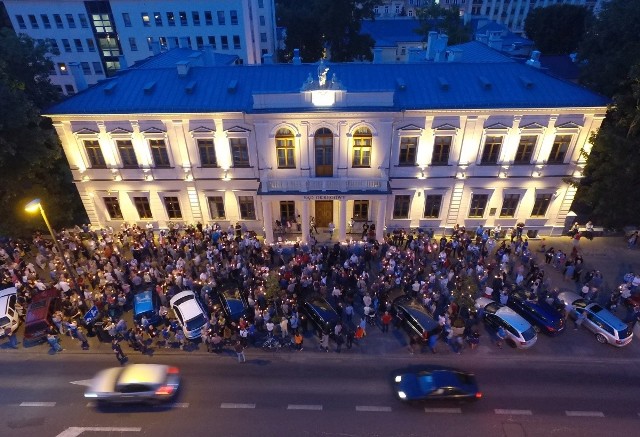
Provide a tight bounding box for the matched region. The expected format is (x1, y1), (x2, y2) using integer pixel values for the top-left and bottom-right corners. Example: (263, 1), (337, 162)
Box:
(303, 195), (346, 201)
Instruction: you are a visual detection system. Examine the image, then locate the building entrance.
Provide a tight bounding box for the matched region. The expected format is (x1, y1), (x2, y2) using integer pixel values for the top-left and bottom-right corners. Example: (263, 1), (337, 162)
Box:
(315, 200), (333, 227)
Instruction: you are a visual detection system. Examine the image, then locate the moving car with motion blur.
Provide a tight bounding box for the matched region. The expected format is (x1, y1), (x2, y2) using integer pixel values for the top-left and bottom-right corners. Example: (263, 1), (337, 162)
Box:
(475, 297), (537, 349)
(85, 364), (180, 405)
(169, 290), (209, 339)
(506, 291), (565, 336)
(393, 366), (481, 402)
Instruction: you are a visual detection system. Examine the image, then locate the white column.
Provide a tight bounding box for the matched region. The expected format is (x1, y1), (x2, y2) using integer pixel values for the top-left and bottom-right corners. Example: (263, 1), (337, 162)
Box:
(338, 199), (347, 241)
(262, 198), (273, 244)
(376, 198), (387, 242)
(301, 200), (310, 244)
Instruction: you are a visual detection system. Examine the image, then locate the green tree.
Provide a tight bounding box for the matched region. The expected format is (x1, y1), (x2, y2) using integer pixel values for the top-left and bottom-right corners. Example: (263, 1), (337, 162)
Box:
(524, 4), (591, 55)
(0, 29), (84, 236)
(277, 0), (378, 62)
(415, 2), (471, 46)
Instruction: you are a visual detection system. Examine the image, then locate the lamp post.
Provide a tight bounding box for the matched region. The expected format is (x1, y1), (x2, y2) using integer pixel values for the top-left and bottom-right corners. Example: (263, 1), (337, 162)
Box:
(25, 198), (79, 294)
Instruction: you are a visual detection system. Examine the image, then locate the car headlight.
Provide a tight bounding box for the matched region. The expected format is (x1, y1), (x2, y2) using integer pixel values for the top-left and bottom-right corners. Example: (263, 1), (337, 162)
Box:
(395, 375), (402, 382)
(398, 391), (407, 399)
(84, 393), (98, 398)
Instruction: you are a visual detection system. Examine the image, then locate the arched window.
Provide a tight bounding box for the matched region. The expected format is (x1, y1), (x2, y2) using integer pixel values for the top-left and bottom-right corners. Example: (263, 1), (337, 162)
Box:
(352, 127), (372, 168)
(275, 128), (295, 168)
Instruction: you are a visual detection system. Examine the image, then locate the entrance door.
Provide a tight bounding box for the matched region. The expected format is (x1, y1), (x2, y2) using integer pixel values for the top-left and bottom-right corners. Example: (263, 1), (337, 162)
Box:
(315, 128), (333, 177)
(315, 201), (333, 227)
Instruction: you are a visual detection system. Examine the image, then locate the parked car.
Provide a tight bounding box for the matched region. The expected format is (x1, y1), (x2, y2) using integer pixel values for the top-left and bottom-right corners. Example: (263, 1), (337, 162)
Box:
(0, 286), (20, 337)
(622, 293), (640, 310)
(390, 291), (439, 341)
(299, 295), (340, 336)
(24, 288), (61, 344)
(133, 289), (162, 326)
(393, 366), (482, 402)
(169, 290), (209, 340)
(558, 291), (632, 347)
(214, 288), (250, 323)
(506, 292), (565, 336)
(475, 297), (537, 349)
(85, 364), (180, 405)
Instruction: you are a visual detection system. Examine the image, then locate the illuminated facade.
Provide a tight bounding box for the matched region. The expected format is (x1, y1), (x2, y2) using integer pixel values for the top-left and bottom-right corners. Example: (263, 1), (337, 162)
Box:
(44, 44), (607, 242)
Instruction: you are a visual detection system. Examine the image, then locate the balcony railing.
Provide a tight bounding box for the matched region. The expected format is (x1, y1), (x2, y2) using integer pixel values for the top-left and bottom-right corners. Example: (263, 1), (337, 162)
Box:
(263, 177), (387, 193)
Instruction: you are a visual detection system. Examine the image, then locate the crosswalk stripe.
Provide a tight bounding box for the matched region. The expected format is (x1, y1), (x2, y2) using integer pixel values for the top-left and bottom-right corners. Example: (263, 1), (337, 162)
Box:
(566, 410), (604, 417)
(220, 403), (256, 409)
(425, 407), (462, 414)
(356, 406), (392, 412)
(20, 402), (56, 407)
(287, 404), (323, 411)
(494, 409), (532, 415)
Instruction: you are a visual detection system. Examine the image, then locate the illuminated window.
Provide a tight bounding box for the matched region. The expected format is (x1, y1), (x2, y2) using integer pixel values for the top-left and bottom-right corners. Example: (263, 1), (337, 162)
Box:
(352, 127), (372, 168)
(276, 128), (295, 168)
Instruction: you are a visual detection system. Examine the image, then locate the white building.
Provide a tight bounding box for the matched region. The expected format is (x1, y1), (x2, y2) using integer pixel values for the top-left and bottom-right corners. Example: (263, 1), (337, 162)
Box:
(4, 0), (276, 95)
(44, 44), (607, 243)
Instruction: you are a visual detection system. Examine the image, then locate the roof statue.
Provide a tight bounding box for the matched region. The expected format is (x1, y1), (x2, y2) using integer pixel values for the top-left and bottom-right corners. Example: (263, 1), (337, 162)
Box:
(317, 60), (329, 88)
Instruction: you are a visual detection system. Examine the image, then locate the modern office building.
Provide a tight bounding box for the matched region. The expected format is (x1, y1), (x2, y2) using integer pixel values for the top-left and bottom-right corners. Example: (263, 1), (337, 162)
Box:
(44, 43), (607, 243)
(3, 0), (277, 95)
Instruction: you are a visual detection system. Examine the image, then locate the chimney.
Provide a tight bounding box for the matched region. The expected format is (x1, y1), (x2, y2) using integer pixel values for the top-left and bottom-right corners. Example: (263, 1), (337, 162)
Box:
(373, 48), (383, 63)
(447, 48), (463, 62)
(179, 37), (191, 49)
(150, 40), (161, 55)
(176, 60), (190, 76)
(426, 31), (438, 60)
(293, 48), (301, 65)
(262, 53), (273, 64)
(526, 50), (542, 68)
(434, 34), (449, 62)
(118, 55), (128, 70)
(202, 45), (216, 66)
(68, 62), (88, 91)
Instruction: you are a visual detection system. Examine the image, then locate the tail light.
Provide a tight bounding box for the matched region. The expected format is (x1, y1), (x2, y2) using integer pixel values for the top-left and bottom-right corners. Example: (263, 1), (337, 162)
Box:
(475, 392), (483, 399)
(155, 385), (175, 396)
(547, 326), (556, 332)
(167, 366), (179, 374)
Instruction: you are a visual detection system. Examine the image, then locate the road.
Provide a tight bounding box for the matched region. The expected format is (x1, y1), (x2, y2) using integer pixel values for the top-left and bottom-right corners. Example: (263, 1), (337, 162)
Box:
(1, 349), (640, 437)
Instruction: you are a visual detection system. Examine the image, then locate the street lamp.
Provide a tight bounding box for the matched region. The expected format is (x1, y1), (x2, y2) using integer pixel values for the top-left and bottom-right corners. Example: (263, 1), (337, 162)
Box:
(25, 198), (80, 294)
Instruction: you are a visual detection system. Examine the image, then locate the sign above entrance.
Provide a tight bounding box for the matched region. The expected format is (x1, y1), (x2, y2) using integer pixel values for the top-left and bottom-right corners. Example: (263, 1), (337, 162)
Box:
(303, 195), (346, 200)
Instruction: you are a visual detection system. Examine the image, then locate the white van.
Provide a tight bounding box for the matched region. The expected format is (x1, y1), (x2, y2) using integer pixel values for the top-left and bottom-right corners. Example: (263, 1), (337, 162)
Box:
(0, 286), (20, 336)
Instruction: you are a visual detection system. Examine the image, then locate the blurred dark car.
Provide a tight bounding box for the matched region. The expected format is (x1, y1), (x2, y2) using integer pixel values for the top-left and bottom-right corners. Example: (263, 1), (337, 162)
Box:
(299, 295), (339, 336)
(507, 292), (565, 336)
(389, 290), (438, 341)
(24, 288), (61, 344)
(215, 288), (250, 323)
(393, 366), (482, 402)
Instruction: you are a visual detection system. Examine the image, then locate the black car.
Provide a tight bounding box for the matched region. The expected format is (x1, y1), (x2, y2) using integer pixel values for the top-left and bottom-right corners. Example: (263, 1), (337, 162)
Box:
(393, 366), (482, 402)
(215, 288), (250, 323)
(390, 291), (438, 341)
(506, 292), (565, 336)
(299, 296), (340, 336)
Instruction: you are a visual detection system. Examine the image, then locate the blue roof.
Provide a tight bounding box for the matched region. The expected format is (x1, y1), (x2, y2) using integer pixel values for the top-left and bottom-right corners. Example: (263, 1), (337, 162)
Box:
(46, 49), (609, 116)
(361, 19), (424, 47)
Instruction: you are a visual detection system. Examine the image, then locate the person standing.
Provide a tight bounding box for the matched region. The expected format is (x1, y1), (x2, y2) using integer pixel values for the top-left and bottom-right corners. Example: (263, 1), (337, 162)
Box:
(279, 318), (289, 339)
(4, 327), (18, 349)
(319, 331), (330, 352)
(381, 311), (392, 333)
(47, 330), (64, 353)
(310, 217), (318, 235)
(328, 222), (335, 239)
(112, 338), (127, 364)
(294, 331), (304, 351)
(234, 340), (246, 363)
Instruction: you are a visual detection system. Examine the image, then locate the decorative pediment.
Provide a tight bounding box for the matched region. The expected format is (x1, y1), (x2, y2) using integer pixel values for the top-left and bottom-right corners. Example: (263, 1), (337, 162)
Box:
(108, 127), (133, 134)
(484, 122), (510, 130)
(433, 123), (458, 131)
(140, 126), (166, 134)
(556, 121), (582, 129)
(521, 122), (545, 130)
(190, 126), (216, 133)
(73, 128), (99, 135)
(397, 124), (423, 133)
(225, 125), (251, 133)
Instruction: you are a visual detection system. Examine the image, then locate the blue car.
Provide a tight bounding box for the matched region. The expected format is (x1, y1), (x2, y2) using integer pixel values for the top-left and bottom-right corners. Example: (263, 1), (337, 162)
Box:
(393, 366), (482, 403)
(507, 292), (565, 336)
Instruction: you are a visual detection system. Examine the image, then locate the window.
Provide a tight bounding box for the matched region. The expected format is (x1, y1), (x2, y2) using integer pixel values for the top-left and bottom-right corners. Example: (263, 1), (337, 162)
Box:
(548, 134), (571, 164)
(469, 194), (489, 217)
(16, 15), (26, 29)
(79, 14), (88, 28)
(221, 36), (229, 50)
(104, 197), (123, 220)
(128, 37), (138, 51)
(481, 135), (502, 164)
(205, 11), (213, 25)
(424, 195), (442, 218)
(41, 14), (51, 29)
(65, 84), (75, 95)
(87, 39), (96, 52)
(92, 14), (114, 32)
(197, 139), (217, 167)
(393, 195), (411, 219)
(531, 193), (551, 217)
(238, 196), (256, 220)
(399, 137), (417, 165)
(258, 0), (265, 8)
(230, 138), (249, 167)
(158, 37), (167, 51)
(208, 36), (216, 48)
(84, 140), (106, 168)
(80, 62), (91, 75)
(230, 10), (238, 25)
(432, 136), (451, 165)
(514, 135), (536, 164)
(233, 35), (241, 49)
(134, 197), (152, 219)
(74, 39), (83, 52)
(116, 140), (138, 168)
(163, 197), (182, 219)
(259, 15), (265, 26)
(99, 37), (120, 57)
(54, 14), (63, 29)
(92, 61), (103, 75)
(48, 39), (60, 55)
(149, 139), (170, 167)
(62, 39), (72, 53)
(500, 194), (520, 217)
(275, 128), (295, 168)
(141, 13), (150, 27)
(58, 63), (68, 74)
(280, 201), (295, 221)
(29, 15), (38, 29)
(217, 11), (225, 25)
(147, 37), (153, 51)
(196, 36), (204, 49)
(167, 12), (175, 26)
(353, 200), (369, 221)
(192, 11), (200, 26)
(352, 127), (372, 168)
(260, 32), (267, 43)
(179, 11), (188, 26)
(208, 196), (225, 219)
(66, 13), (75, 28)
(154, 12), (162, 26)
(122, 13), (131, 27)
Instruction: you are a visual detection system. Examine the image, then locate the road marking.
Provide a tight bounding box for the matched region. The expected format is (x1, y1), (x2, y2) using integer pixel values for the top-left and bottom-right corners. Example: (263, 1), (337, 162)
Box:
(566, 410), (604, 417)
(287, 404), (323, 411)
(425, 407), (462, 414)
(356, 406), (392, 412)
(56, 427), (141, 437)
(69, 379), (93, 387)
(494, 409), (532, 415)
(20, 402), (56, 407)
(220, 403), (256, 409)
(172, 402), (189, 408)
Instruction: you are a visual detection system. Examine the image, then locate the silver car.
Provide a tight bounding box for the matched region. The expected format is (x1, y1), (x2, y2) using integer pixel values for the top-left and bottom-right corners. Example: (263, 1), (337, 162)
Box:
(85, 364), (180, 405)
